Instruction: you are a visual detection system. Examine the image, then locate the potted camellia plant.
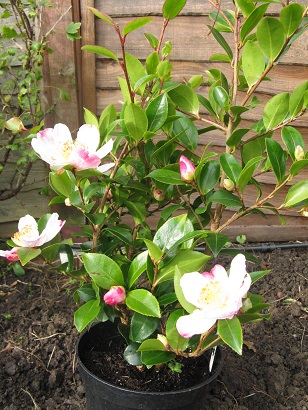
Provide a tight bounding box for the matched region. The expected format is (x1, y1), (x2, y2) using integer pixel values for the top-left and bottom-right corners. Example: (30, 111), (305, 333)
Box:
(1, 0), (308, 409)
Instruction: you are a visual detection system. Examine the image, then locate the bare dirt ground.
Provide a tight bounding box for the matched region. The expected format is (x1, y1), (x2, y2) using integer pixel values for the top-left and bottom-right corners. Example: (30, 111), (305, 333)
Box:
(0, 245), (307, 409)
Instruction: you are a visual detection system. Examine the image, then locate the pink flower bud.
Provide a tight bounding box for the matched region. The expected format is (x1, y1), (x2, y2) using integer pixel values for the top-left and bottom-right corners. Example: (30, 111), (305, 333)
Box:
(153, 189), (165, 201)
(294, 145), (305, 161)
(103, 286), (126, 306)
(179, 155), (195, 183)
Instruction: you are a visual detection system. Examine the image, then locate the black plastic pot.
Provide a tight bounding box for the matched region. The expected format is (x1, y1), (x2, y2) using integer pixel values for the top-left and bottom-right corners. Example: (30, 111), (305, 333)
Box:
(77, 321), (223, 410)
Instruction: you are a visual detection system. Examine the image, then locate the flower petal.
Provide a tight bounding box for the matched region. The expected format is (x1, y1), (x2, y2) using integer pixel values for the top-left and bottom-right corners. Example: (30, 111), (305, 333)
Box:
(176, 309), (216, 338)
(69, 147), (101, 171)
(35, 213), (65, 246)
(180, 272), (208, 308)
(96, 138), (114, 159)
(97, 162), (114, 173)
(0, 247), (20, 261)
(76, 124), (100, 153)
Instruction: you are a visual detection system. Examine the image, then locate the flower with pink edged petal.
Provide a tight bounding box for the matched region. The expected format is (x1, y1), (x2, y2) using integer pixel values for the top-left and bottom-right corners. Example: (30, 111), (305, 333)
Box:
(103, 286), (126, 306)
(0, 247), (20, 262)
(12, 213), (65, 248)
(31, 123), (114, 172)
(179, 155), (196, 183)
(176, 254), (251, 338)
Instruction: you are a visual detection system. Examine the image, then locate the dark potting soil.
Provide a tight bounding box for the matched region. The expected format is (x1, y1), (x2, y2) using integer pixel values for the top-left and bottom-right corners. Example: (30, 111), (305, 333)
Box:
(80, 325), (221, 392)
(0, 245), (307, 409)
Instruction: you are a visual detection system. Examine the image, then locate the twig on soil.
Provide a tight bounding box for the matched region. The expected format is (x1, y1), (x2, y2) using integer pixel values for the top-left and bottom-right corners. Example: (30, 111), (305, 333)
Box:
(31, 331), (66, 341)
(300, 326), (305, 353)
(47, 345), (56, 369)
(217, 380), (238, 406)
(6, 341), (48, 371)
(252, 386), (275, 400)
(21, 388), (41, 410)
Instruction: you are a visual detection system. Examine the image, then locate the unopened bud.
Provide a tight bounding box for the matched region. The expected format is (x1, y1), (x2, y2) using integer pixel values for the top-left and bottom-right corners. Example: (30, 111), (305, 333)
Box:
(223, 178), (235, 191)
(179, 155), (195, 183)
(4, 117), (27, 133)
(64, 198), (72, 206)
(103, 286), (126, 306)
(157, 334), (169, 348)
(300, 206), (308, 217)
(153, 189), (165, 201)
(294, 145), (305, 161)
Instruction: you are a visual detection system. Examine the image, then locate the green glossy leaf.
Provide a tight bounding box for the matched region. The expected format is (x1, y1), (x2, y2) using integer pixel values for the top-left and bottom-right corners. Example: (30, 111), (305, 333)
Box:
(289, 81), (308, 119)
(126, 289), (161, 317)
(83, 107), (99, 127)
(237, 156), (262, 192)
(99, 104), (117, 137)
(156, 250), (209, 284)
(168, 84), (199, 115)
(124, 103), (148, 142)
(17, 248), (41, 266)
(213, 86), (229, 109)
(49, 171), (75, 198)
(146, 93), (168, 132)
(138, 339), (166, 351)
(242, 41), (265, 89)
(125, 53), (147, 91)
(128, 251), (148, 288)
(77, 284), (97, 302)
(124, 343), (142, 366)
(166, 310), (189, 352)
(82, 253), (125, 289)
(209, 54), (231, 63)
(281, 126), (305, 161)
(148, 169), (186, 185)
(209, 26), (233, 60)
(256, 17), (286, 62)
(104, 226), (132, 246)
(263, 93), (289, 131)
(143, 239), (164, 263)
(196, 160), (220, 195)
(284, 180), (308, 207)
(290, 160), (308, 177)
(208, 190), (242, 208)
(242, 136), (266, 164)
(146, 51), (160, 74)
(81, 45), (118, 61)
(74, 299), (100, 332)
(240, 4), (269, 42)
(163, 0), (187, 20)
(234, 0), (255, 17)
(205, 232), (229, 258)
(89, 7), (113, 25)
(129, 313), (159, 342)
(144, 33), (159, 49)
(250, 270), (270, 284)
(122, 17), (153, 36)
(154, 214), (193, 251)
(174, 266), (196, 314)
(280, 3), (304, 38)
(169, 114), (198, 150)
(123, 200), (147, 224)
(141, 350), (176, 365)
(220, 153), (242, 183)
(218, 317), (242, 355)
(227, 128), (250, 150)
(266, 138), (286, 183)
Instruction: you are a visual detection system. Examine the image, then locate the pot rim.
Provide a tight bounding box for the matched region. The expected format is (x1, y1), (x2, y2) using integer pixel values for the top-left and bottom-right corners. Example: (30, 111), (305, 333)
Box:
(76, 325), (224, 396)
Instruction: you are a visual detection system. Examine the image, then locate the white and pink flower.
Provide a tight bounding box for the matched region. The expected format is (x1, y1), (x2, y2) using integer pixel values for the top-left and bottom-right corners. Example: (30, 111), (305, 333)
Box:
(12, 213), (65, 248)
(0, 247), (20, 262)
(179, 155), (196, 183)
(176, 254), (251, 338)
(103, 286), (126, 306)
(31, 123), (114, 172)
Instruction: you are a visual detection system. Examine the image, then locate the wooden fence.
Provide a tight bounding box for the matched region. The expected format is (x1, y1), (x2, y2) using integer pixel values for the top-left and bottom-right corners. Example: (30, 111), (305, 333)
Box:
(1, 0), (307, 242)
